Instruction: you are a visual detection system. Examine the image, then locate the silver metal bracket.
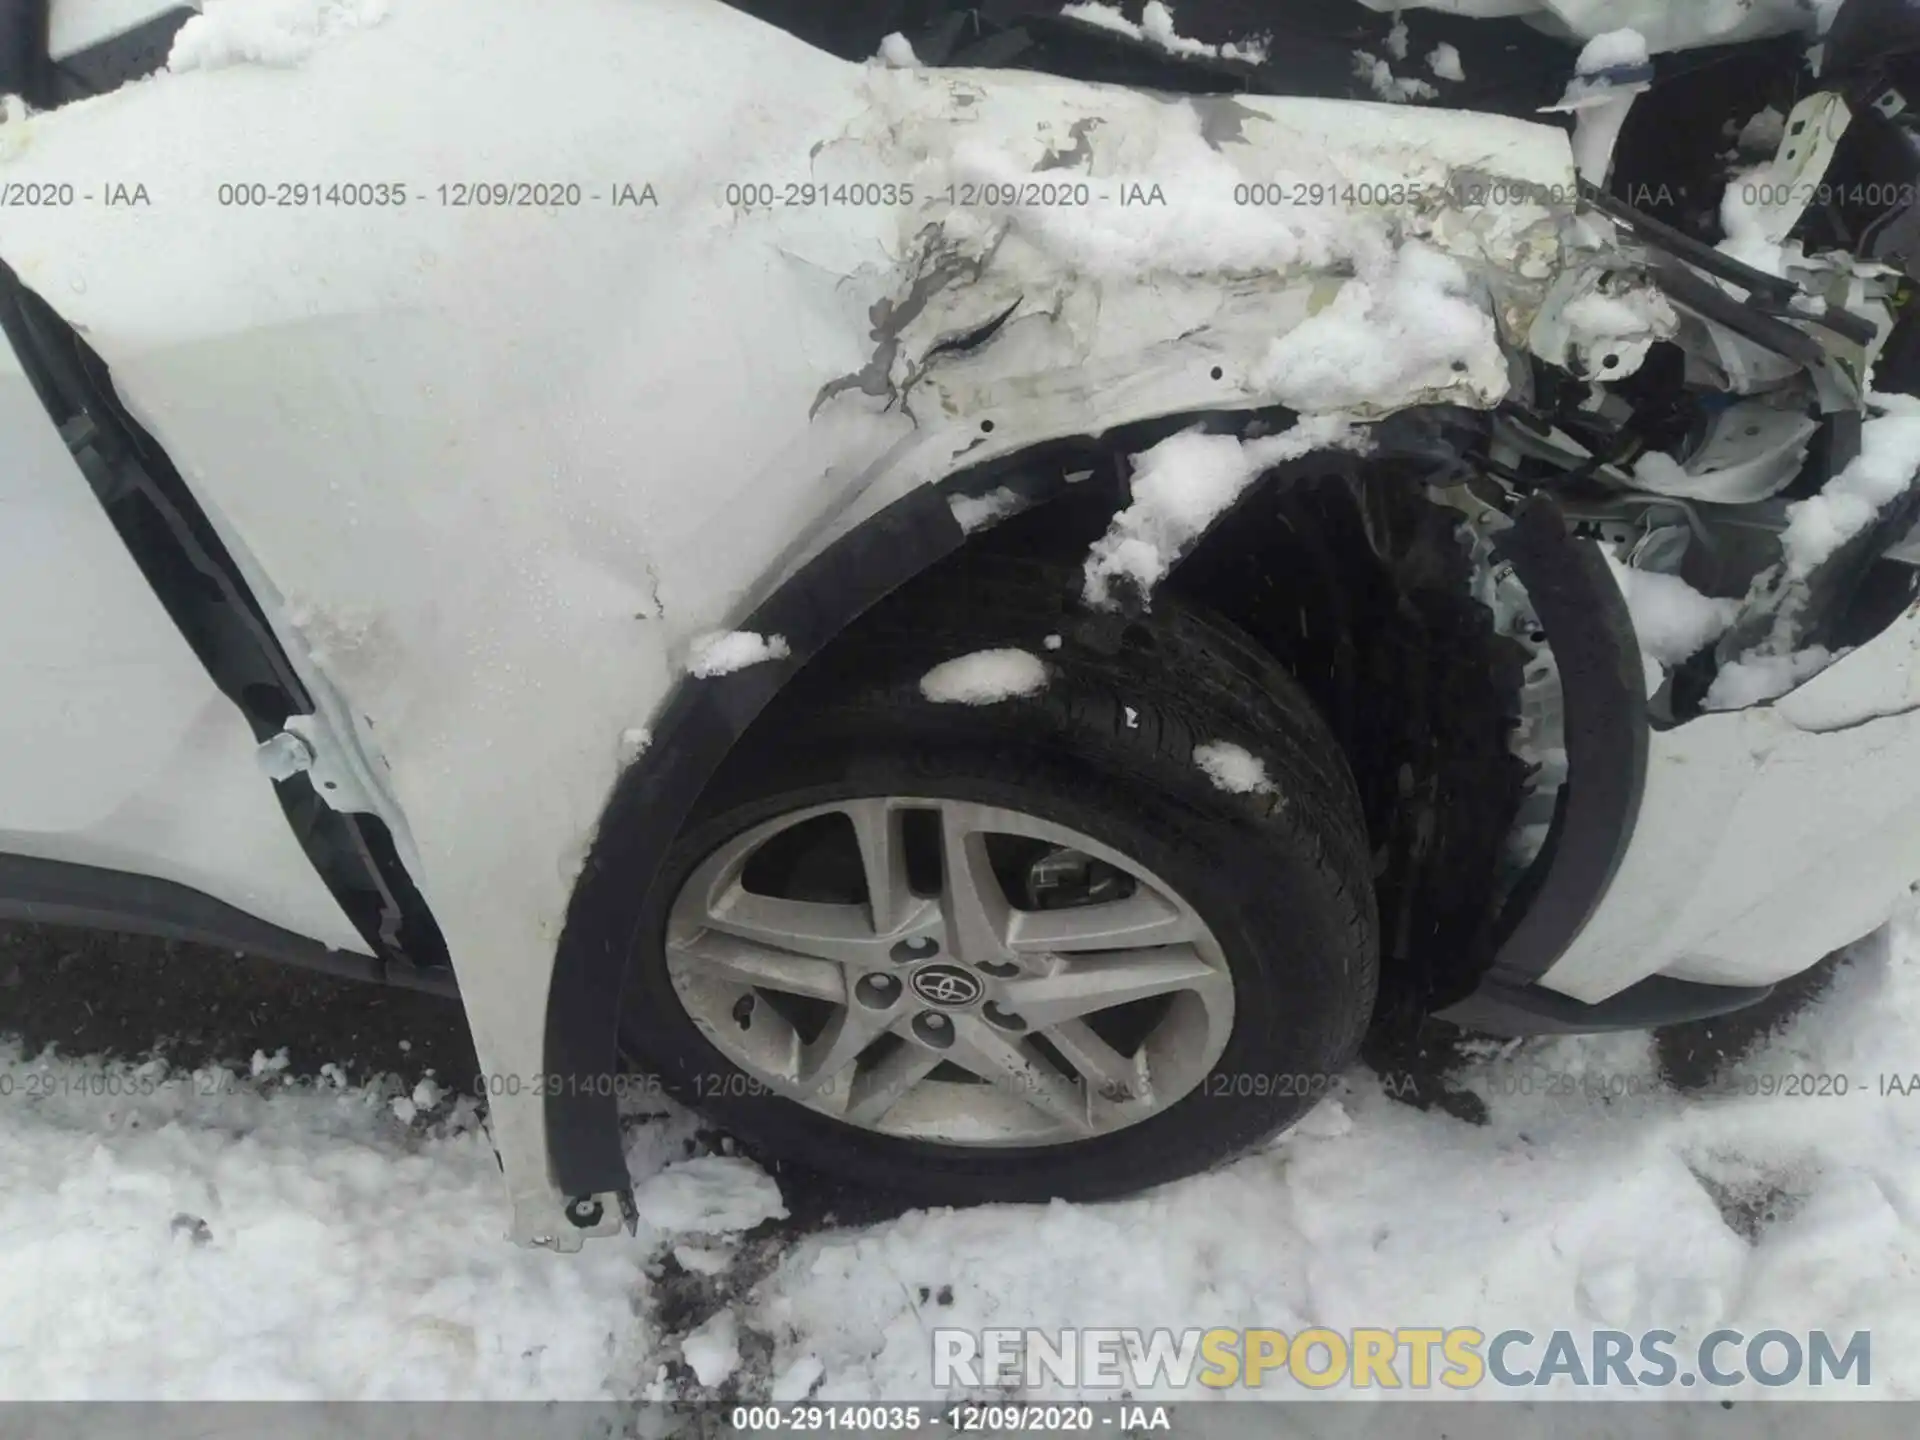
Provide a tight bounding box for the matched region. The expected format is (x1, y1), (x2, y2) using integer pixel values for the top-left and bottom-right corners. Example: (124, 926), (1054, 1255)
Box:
(254, 713), (385, 814)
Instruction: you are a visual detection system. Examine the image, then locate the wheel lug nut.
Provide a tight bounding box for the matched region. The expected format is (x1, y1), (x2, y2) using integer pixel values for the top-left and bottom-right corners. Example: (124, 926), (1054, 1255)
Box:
(912, 1011), (955, 1048)
(977, 960), (1020, 979)
(892, 936), (939, 964)
(855, 973), (900, 1009)
(983, 1001), (1026, 1031)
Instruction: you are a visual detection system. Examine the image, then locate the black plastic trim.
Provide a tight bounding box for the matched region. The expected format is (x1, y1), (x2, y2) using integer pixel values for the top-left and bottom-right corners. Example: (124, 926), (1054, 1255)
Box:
(0, 853), (457, 996)
(1435, 494), (1649, 1026)
(1439, 972), (1773, 1035)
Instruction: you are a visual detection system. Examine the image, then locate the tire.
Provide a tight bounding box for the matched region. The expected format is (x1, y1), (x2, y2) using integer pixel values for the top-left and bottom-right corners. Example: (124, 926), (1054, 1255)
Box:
(619, 556), (1377, 1204)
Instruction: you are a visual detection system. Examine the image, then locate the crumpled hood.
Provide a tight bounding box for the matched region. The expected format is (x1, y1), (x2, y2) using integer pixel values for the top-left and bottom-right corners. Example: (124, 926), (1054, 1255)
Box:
(795, 63), (1579, 419)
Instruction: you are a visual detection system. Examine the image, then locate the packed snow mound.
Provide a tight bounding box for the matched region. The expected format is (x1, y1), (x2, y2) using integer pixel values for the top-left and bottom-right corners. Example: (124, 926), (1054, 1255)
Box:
(681, 1309), (744, 1388)
(1428, 42), (1466, 82)
(1576, 27), (1651, 72)
(919, 648), (1049, 704)
(1781, 416), (1920, 581)
(1253, 243), (1507, 415)
(1192, 741), (1277, 796)
(875, 32), (919, 67)
(1604, 555), (1739, 668)
(753, 917), (1920, 1399)
(9, 915), (1920, 1399)
(0, 1044), (658, 1398)
(1705, 645), (1838, 711)
(169, 0), (391, 72)
(937, 134), (1399, 287)
(688, 631), (791, 678)
(947, 487), (1026, 535)
(1083, 416), (1363, 609)
(632, 1154), (789, 1234)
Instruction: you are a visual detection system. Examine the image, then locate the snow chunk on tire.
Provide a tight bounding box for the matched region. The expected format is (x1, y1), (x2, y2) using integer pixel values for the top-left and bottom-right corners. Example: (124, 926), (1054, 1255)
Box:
(1083, 416), (1361, 609)
(920, 649), (1048, 705)
(632, 1155), (787, 1234)
(688, 631), (791, 678)
(1193, 741), (1277, 796)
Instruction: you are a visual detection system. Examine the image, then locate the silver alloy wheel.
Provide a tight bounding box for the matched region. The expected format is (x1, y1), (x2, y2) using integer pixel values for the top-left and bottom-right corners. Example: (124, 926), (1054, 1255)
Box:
(664, 797), (1235, 1146)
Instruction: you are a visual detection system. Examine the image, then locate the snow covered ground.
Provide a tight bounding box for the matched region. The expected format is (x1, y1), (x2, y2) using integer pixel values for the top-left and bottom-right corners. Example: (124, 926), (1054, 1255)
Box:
(1, 907), (1915, 1414)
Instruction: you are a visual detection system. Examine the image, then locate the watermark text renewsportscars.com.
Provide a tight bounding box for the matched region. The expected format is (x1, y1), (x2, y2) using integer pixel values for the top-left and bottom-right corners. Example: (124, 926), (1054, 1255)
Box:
(932, 1327), (1871, 1391)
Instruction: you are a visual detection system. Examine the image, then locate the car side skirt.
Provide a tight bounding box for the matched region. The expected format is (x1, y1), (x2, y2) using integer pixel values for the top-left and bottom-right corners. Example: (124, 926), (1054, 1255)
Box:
(0, 851), (457, 996)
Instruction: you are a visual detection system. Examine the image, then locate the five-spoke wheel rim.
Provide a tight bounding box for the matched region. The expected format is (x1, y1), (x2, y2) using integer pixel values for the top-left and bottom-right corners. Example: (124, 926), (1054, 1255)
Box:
(663, 796), (1234, 1146)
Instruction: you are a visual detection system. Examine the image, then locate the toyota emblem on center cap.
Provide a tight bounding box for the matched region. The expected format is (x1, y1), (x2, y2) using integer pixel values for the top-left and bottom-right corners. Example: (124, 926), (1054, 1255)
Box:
(909, 963), (984, 1008)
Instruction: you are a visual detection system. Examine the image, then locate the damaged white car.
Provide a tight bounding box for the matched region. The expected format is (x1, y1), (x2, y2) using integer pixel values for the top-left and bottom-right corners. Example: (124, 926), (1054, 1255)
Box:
(5, 0), (1920, 1247)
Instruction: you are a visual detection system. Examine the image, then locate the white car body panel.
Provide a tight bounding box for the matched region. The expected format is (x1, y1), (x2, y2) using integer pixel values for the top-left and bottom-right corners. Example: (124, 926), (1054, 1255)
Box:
(1537, 605), (1920, 1001)
(0, 0), (1585, 1239)
(0, 343), (367, 952)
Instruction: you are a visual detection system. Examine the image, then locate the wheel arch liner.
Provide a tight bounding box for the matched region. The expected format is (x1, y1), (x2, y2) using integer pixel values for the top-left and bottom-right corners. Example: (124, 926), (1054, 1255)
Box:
(1435, 493), (1653, 1030)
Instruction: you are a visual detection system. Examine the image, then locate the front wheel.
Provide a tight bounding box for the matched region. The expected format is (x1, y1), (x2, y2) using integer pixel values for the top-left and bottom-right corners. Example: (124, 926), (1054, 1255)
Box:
(618, 559), (1378, 1204)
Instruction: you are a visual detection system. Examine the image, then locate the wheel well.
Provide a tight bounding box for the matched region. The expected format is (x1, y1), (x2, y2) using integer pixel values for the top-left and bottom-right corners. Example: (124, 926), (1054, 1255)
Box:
(732, 435), (1532, 1022)
(551, 410), (1592, 1200)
